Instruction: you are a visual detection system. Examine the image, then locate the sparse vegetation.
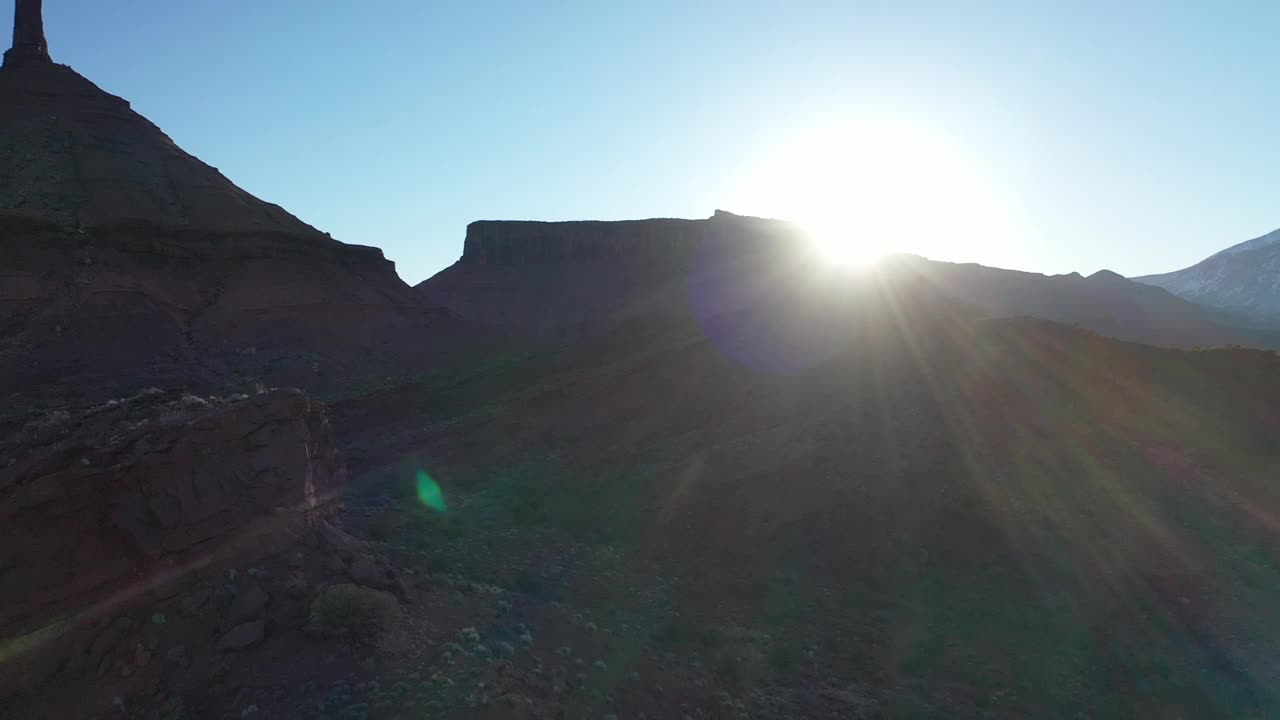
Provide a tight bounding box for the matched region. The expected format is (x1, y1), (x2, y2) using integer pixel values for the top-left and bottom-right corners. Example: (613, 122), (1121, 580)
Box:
(307, 584), (399, 645)
(715, 648), (765, 692)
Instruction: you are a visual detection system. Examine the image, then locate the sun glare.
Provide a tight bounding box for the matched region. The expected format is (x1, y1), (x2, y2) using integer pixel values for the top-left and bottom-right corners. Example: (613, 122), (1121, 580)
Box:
(731, 115), (1014, 266)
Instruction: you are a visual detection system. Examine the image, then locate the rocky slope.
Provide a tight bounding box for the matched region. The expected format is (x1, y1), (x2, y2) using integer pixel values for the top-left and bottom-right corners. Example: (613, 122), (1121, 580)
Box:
(0, 62), (315, 233)
(418, 211), (1245, 348)
(0, 388), (421, 719)
(0, 50), (471, 406)
(0, 389), (342, 635)
(1133, 227), (1280, 326)
(339, 274), (1280, 717)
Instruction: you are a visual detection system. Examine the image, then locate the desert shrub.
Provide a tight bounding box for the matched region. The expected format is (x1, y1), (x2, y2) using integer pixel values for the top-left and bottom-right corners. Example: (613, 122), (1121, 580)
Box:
(768, 641), (803, 674)
(655, 616), (699, 646)
(308, 584), (399, 644)
(716, 650), (765, 691)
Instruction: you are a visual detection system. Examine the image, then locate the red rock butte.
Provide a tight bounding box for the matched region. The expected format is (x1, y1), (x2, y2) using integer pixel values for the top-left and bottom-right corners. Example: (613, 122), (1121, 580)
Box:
(0, 0), (464, 404)
(2, 0), (50, 68)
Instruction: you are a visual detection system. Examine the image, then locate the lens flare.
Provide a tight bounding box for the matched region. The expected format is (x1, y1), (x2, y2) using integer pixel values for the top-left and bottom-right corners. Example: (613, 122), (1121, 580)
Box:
(416, 470), (448, 513)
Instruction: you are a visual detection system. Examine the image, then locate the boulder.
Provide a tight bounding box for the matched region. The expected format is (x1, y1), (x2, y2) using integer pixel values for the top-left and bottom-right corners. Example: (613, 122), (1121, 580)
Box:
(0, 389), (345, 690)
(224, 580), (270, 629)
(165, 645), (188, 666)
(216, 621), (266, 652)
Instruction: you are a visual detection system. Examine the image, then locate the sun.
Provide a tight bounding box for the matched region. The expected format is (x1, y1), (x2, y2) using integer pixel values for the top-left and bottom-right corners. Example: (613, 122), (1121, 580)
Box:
(730, 115), (1013, 266)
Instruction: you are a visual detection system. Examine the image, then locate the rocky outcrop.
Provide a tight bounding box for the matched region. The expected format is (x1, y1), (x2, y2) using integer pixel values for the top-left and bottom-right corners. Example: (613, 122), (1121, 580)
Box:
(417, 210), (810, 333)
(0, 51), (465, 402)
(456, 210), (800, 266)
(0, 388), (426, 717)
(0, 389), (344, 647)
(0, 210), (452, 402)
(3, 0), (49, 68)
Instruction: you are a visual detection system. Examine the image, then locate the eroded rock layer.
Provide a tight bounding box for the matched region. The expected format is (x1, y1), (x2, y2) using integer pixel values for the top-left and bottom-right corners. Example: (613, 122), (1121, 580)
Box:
(0, 389), (344, 638)
(417, 210), (808, 333)
(0, 61), (466, 402)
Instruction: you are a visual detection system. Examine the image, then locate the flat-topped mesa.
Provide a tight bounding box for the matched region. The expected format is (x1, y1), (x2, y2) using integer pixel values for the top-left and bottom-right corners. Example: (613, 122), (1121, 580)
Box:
(3, 0), (51, 68)
(417, 211), (815, 333)
(459, 210), (806, 266)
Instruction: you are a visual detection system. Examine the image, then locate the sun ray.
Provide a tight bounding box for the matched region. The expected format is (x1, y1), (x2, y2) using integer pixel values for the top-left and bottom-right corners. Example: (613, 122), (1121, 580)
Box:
(730, 114), (1014, 266)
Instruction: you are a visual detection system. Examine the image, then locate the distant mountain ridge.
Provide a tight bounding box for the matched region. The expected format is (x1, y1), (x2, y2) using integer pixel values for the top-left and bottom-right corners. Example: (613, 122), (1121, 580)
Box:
(1133, 228), (1280, 325)
(882, 255), (1244, 348)
(418, 211), (1247, 349)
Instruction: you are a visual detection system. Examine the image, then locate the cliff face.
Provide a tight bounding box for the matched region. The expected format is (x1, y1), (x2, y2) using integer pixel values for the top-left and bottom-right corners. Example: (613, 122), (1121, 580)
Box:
(0, 389), (344, 635)
(417, 210), (810, 333)
(418, 210), (1245, 348)
(0, 60), (463, 402)
(457, 211), (799, 266)
(0, 389), (348, 698)
(0, 388), (422, 717)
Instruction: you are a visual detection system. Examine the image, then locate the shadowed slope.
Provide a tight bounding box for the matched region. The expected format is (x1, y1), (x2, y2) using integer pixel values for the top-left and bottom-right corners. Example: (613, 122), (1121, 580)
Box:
(0, 62), (314, 234)
(343, 268), (1280, 717)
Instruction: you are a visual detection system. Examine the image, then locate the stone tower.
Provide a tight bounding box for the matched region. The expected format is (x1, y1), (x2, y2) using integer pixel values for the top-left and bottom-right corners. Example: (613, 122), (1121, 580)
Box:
(3, 0), (51, 67)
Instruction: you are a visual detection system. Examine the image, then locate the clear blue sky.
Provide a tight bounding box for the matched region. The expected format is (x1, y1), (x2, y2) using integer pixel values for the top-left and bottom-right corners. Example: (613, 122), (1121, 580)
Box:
(22, 0), (1280, 284)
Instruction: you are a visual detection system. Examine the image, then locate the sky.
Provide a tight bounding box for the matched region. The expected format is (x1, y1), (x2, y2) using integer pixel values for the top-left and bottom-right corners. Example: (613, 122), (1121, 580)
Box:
(20, 0), (1280, 284)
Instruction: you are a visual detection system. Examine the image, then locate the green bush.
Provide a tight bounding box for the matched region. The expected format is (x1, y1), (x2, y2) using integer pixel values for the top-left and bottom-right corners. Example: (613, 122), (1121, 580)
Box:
(308, 584), (399, 644)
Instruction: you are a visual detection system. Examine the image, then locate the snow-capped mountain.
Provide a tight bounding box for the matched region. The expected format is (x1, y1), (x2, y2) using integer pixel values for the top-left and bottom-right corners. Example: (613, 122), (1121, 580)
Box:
(1133, 228), (1280, 323)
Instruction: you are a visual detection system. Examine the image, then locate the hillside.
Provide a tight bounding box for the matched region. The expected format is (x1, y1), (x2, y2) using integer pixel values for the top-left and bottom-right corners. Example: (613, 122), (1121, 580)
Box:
(884, 255), (1244, 348)
(341, 270), (1280, 717)
(1134, 228), (1280, 328)
(0, 49), (479, 408)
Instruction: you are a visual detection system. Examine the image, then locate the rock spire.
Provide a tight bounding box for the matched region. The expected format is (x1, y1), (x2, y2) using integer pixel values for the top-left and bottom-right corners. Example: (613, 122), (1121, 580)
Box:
(3, 0), (51, 68)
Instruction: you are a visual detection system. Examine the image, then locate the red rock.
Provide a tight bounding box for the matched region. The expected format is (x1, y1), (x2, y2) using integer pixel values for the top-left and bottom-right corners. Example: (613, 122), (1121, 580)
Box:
(0, 51), (472, 404)
(0, 389), (345, 692)
(3, 0), (50, 67)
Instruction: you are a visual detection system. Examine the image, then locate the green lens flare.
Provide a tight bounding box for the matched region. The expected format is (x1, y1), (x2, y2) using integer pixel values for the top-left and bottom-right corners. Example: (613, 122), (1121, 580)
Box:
(416, 470), (448, 513)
